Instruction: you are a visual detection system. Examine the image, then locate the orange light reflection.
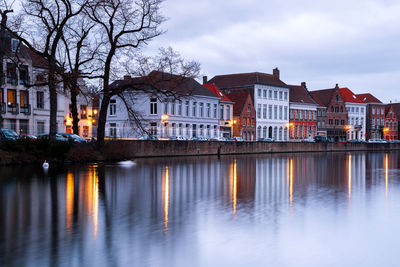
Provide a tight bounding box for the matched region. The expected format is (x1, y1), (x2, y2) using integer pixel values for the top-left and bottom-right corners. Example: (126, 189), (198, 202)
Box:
(163, 166), (169, 234)
(66, 172), (74, 230)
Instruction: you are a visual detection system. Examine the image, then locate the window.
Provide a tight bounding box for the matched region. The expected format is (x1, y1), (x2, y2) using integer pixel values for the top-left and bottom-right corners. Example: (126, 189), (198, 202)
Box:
(192, 102), (197, 117)
(361, 107), (364, 113)
(274, 106), (277, 119)
(263, 105), (267, 119)
(20, 90), (29, 108)
(19, 65), (29, 85)
(206, 103), (210, 118)
(331, 106), (334, 112)
(258, 89), (261, 97)
(109, 123), (117, 137)
(279, 106), (282, 120)
(19, 119), (29, 134)
(341, 120), (345, 125)
(284, 107), (288, 120)
(335, 119), (339, 125)
(11, 39), (19, 52)
(247, 104), (251, 112)
(37, 121), (45, 135)
(82, 126), (89, 138)
(329, 119), (333, 125)
(172, 123), (176, 135)
(213, 104), (217, 118)
(257, 104), (261, 119)
(150, 98), (157, 115)
(341, 106), (343, 113)
(290, 109), (293, 119)
(80, 105), (88, 119)
(372, 108), (376, 115)
(299, 110), (303, 120)
(199, 124), (204, 136)
(7, 89), (16, 107)
(200, 102), (204, 117)
(308, 111), (312, 121)
(220, 104), (225, 120)
(279, 91), (283, 100)
(171, 102), (175, 115)
(178, 101), (182, 116)
(226, 105), (230, 120)
(185, 101), (190, 116)
(269, 105), (272, 119)
(263, 90), (267, 98)
(179, 123), (183, 136)
(150, 122), (157, 135)
(274, 91), (278, 99)
(336, 95), (339, 101)
(284, 92), (288, 100)
(109, 99), (116, 116)
(6, 63), (17, 85)
(163, 102), (168, 114)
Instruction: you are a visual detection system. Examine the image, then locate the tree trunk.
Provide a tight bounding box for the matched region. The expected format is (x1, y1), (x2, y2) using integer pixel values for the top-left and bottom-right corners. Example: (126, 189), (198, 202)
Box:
(48, 60), (58, 141)
(96, 94), (111, 148)
(70, 86), (80, 135)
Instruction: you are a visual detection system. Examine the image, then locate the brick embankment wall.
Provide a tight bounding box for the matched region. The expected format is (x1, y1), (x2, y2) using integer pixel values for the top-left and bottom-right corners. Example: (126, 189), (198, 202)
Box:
(103, 141), (400, 158)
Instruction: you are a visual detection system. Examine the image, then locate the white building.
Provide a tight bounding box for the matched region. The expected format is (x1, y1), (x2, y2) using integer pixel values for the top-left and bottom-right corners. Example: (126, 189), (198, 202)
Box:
(105, 72), (220, 139)
(209, 68), (290, 141)
(339, 88), (367, 140)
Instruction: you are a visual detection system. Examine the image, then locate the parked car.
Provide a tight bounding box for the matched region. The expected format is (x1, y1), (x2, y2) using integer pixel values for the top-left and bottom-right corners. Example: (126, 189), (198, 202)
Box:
(37, 134), (69, 142)
(368, 139), (387, 144)
(59, 133), (88, 143)
(388, 140), (400, 144)
(139, 134), (158, 140)
(190, 136), (207, 141)
(258, 137), (275, 143)
(19, 134), (38, 140)
(210, 136), (227, 141)
(303, 137), (315, 143)
(228, 137), (244, 142)
(169, 136), (187, 141)
(314, 135), (329, 143)
(349, 139), (365, 143)
(0, 128), (19, 141)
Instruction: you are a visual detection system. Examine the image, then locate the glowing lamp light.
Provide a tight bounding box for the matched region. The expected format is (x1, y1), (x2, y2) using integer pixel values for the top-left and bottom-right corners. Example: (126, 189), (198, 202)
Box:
(93, 109), (98, 115)
(161, 114), (169, 122)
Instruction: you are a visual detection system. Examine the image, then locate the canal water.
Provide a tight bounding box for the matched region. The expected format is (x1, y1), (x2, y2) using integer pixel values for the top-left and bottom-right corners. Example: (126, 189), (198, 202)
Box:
(1, 152), (400, 267)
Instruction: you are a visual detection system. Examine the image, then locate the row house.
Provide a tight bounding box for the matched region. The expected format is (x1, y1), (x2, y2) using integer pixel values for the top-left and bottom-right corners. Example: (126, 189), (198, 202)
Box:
(383, 104), (399, 141)
(209, 68), (290, 141)
(357, 93), (386, 140)
(288, 82), (318, 140)
(310, 84), (348, 142)
(105, 71), (220, 139)
(203, 82), (234, 138)
(225, 91), (256, 141)
(339, 88), (366, 141)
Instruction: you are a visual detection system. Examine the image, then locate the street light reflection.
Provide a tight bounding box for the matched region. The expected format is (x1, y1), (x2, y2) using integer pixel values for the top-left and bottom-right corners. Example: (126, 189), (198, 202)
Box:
(385, 153), (389, 199)
(66, 171), (74, 231)
(348, 154), (352, 201)
(163, 166), (170, 234)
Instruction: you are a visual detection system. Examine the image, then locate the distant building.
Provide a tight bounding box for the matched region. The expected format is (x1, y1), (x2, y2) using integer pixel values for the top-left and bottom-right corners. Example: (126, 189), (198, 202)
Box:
(383, 104), (399, 141)
(203, 83), (234, 138)
(357, 93), (386, 140)
(209, 68), (290, 141)
(105, 71), (220, 139)
(310, 84), (348, 142)
(225, 91), (256, 140)
(288, 82), (318, 140)
(339, 88), (366, 141)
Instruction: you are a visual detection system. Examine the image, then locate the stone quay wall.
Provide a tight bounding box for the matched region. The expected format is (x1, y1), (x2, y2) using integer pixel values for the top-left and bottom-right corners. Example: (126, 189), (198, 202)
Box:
(104, 141), (400, 158)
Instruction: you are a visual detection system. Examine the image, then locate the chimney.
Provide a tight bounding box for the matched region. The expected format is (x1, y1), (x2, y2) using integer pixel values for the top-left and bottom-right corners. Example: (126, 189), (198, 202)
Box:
(335, 83), (339, 89)
(124, 75), (131, 81)
(273, 68), (280, 79)
(203, 76), (208, 84)
(301, 82), (307, 89)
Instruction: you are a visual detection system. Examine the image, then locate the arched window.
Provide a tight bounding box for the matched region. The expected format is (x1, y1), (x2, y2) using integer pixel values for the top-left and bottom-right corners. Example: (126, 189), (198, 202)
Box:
(273, 127), (278, 140)
(263, 127), (267, 138)
(257, 126), (261, 138)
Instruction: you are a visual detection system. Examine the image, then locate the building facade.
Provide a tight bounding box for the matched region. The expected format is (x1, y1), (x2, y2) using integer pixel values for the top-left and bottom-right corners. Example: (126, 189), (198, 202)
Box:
(383, 105), (398, 141)
(310, 84), (348, 142)
(288, 83), (318, 140)
(209, 68), (290, 141)
(226, 91), (256, 140)
(357, 93), (386, 140)
(105, 72), (220, 139)
(339, 88), (366, 141)
(203, 83), (234, 138)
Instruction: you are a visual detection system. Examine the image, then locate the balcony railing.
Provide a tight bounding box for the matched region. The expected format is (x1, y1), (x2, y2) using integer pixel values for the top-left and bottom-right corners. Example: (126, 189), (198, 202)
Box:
(1, 103), (5, 114)
(20, 104), (31, 115)
(7, 104), (19, 115)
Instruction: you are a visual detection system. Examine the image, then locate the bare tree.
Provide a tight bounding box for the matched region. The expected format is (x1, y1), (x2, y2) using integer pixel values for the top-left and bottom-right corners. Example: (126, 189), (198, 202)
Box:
(4, 0), (88, 140)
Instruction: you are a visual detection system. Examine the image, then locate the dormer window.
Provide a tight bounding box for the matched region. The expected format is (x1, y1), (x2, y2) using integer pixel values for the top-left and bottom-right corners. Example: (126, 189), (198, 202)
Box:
(11, 39), (19, 52)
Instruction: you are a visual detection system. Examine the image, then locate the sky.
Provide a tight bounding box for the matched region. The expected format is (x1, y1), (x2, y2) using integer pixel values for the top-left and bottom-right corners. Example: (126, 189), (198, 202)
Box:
(147, 0), (400, 103)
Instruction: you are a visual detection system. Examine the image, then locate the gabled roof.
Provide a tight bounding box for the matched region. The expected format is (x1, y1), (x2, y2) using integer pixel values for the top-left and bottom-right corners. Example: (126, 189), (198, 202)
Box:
(339, 88), (363, 103)
(111, 71), (218, 98)
(225, 91), (252, 116)
(208, 72), (287, 89)
(289, 85), (318, 105)
(388, 103), (400, 119)
(356, 93), (382, 104)
(309, 88), (336, 107)
(203, 83), (233, 103)
(27, 48), (48, 68)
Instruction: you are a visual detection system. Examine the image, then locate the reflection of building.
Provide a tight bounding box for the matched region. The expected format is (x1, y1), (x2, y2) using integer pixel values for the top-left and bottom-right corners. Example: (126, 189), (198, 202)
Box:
(203, 83), (234, 138)
(209, 68), (290, 141)
(357, 93), (385, 140)
(310, 84), (348, 142)
(288, 83), (318, 140)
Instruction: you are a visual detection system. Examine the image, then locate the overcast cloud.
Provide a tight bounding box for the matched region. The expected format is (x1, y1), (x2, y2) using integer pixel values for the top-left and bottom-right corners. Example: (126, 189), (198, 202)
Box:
(146, 0), (400, 102)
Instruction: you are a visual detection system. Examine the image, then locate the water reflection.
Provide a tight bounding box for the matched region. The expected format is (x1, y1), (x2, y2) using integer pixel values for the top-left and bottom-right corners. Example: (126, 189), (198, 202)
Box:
(1, 152), (400, 266)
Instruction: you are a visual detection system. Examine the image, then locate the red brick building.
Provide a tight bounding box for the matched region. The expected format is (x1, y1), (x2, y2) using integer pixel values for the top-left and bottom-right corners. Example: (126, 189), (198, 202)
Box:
(225, 91), (256, 140)
(357, 93), (385, 140)
(288, 83), (318, 140)
(384, 104), (399, 141)
(310, 84), (348, 142)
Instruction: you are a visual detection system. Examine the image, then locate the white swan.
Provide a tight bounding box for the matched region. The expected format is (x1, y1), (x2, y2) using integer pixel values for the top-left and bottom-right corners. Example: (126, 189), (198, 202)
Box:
(42, 160), (49, 169)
